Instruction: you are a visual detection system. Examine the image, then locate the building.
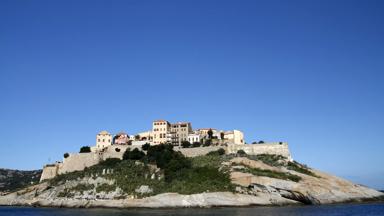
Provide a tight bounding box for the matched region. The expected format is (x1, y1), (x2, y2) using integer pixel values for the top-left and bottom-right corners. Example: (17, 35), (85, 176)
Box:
(188, 133), (201, 144)
(96, 130), (112, 150)
(113, 132), (130, 145)
(152, 120), (170, 144)
(224, 130), (245, 145)
(170, 122), (192, 146)
(137, 131), (152, 141)
(197, 128), (217, 139)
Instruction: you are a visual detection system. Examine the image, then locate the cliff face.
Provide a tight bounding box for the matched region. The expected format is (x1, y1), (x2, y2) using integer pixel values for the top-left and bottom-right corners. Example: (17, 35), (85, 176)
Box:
(0, 154), (382, 208)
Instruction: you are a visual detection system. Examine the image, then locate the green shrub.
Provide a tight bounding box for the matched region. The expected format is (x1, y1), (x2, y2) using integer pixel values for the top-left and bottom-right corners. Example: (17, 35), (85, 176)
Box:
(233, 165), (301, 182)
(237, 150), (246, 156)
(192, 142), (201, 147)
(99, 158), (121, 166)
(123, 148), (145, 160)
(96, 183), (115, 193)
(79, 146), (91, 153)
(181, 141), (191, 148)
(63, 153), (69, 158)
(287, 161), (319, 177)
(206, 148), (226, 156)
(203, 139), (212, 146)
(142, 143), (150, 151)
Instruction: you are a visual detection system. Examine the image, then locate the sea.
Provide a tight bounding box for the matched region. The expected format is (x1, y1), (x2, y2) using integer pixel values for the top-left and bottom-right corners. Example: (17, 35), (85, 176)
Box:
(1, 203), (384, 216)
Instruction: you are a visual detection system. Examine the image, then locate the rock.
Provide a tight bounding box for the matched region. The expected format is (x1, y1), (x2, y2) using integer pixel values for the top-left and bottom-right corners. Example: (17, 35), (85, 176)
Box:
(135, 185), (153, 194)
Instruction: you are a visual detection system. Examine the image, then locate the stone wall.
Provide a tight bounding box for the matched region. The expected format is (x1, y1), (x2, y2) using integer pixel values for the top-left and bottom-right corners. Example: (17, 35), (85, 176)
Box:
(227, 143), (292, 161)
(174, 146), (223, 157)
(40, 165), (59, 181)
(40, 143), (292, 181)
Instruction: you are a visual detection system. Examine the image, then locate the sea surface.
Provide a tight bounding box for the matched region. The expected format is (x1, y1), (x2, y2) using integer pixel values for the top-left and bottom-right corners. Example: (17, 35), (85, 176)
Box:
(0, 203), (384, 216)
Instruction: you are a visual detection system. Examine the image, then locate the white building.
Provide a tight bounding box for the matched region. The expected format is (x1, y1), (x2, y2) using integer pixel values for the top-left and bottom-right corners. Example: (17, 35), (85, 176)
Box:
(96, 130), (112, 150)
(188, 133), (201, 144)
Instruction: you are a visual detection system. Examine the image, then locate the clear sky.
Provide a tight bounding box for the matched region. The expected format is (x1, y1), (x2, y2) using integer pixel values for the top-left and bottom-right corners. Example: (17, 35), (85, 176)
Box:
(0, 0), (383, 189)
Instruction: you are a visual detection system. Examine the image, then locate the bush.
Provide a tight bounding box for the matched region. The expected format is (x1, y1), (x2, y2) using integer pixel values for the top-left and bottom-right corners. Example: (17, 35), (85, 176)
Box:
(115, 148), (120, 152)
(192, 142), (201, 148)
(207, 148), (225, 156)
(203, 139), (211, 147)
(79, 146), (91, 153)
(258, 141), (265, 144)
(237, 150), (246, 156)
(99, 158), (121, 167)
(63, 153), (69, 158)
(252, 141), (258, 144)
(181, 141), (191, 148)
(142, 143), (150, 151)
(123, 148), (145, 160)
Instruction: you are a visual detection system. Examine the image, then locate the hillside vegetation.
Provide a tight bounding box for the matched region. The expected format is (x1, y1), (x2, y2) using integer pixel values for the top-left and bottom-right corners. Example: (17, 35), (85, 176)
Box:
(0, 169), (41, 194)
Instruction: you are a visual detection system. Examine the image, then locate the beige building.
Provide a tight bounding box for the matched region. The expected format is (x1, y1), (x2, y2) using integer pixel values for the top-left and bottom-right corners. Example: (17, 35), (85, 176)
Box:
(170, 122), (192, 146)
(224, 130), (245, 145)
(137, 131), (152, 141)
(152, 120), (170, 144)
(96, 130), (112, 150)
(197, 128), (217, 139)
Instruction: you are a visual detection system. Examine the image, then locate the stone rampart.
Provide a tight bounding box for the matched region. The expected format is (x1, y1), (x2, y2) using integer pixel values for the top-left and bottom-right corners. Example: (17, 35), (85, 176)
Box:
(226, 143), (292, 160)
(174, 146), (223, 157)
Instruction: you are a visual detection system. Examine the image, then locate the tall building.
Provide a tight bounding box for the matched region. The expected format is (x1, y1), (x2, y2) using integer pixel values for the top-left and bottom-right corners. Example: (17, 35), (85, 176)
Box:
(152, 120), (170, 144)
(170, 122), (192, 146)
(96, 130), (112, 150)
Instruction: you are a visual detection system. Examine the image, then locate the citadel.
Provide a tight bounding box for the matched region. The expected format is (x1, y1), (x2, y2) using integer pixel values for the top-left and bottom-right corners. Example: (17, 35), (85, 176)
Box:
(40, 120), (292, 182)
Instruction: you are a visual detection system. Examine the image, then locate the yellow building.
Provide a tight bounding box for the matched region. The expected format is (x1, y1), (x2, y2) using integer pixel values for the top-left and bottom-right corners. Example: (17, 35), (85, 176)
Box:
(224, 130), (244, 145)
(152, 120), (170, 144)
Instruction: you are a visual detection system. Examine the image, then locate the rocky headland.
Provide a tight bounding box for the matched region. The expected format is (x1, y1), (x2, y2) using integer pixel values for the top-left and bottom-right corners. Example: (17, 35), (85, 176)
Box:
(0, 146), (382, 208)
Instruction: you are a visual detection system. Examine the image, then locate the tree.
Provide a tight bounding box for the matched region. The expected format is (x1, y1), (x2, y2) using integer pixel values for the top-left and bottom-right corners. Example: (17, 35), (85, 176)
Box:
(207, 129), (213, 139)
(142, 143), (150, 151)
(135, 135), (141, 141)
(79, 146), (91, 153)
(220, 132), (225, 140)
(63, 153), (69, 158)
(192, 142), (201, 147)
(181, 141), (191, 148)
(252, 141), (258, 144)
(258, 140), (265, 144)
(123, 148), (145, 160)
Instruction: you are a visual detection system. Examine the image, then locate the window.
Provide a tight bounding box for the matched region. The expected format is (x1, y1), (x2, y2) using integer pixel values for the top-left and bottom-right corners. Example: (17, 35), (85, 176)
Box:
(103, 139), (105, 142)
(98, 139), (100, 142)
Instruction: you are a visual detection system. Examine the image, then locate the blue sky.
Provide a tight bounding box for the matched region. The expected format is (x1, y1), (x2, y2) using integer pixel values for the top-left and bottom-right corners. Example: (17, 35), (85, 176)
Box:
(0, 0), (383, 189)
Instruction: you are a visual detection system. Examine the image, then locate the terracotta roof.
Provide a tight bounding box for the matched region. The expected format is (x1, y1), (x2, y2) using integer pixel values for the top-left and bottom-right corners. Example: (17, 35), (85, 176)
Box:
(98, 130), (110, 135)
(153, 120), (169, 123)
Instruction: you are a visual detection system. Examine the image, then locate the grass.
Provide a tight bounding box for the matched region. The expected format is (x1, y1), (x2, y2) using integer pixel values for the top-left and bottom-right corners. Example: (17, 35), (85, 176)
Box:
(234, 166), (302, 182)
(96, 183), (116, 193)
(286, 161), (319, 178)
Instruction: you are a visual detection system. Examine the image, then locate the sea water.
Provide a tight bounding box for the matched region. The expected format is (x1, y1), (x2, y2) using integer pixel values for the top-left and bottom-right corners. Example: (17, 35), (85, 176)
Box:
(1, 203), (384, 216)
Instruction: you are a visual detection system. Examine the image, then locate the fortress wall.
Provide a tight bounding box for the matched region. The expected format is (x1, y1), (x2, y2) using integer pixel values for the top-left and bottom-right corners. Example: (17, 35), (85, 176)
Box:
(58, 152), (101, 175)
(175, 146), (223, 157)
(101, 145), (131, 160)
(227, 143), (292, 160)
(40, 165), (59, 182)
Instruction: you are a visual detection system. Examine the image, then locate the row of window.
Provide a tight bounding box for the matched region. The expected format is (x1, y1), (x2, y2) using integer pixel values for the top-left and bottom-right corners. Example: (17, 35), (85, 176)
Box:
(97, 139), (111, 142)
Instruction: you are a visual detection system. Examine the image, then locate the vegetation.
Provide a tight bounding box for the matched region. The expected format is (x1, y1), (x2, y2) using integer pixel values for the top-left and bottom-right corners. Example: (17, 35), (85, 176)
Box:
(206, 148), (226, 156)
(96, 183), (115, 193)
(181, 141), (191, 148)
(207, 129), (213, 139)
(237, 149), (246, 156)
(0, 169), (42, 193)
(246, 154), (319, 178)
(123, 148), (145, 160)
(192, 142), (201, 147)
(79, 146), (91, 153)
(203, 139), (212, 146)
(63, 153), (69, 158)
(233, 164), (301, 182)
(142, 143), (150, 151)
(50, 144), (234, 196)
